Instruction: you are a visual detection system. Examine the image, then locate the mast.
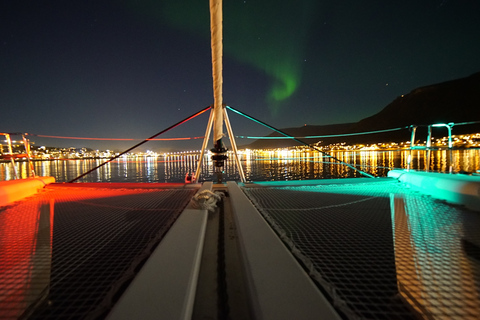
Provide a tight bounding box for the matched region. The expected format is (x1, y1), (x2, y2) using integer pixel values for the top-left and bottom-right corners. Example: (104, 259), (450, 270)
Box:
(209, 0), (227, 183)
(210, 0), (223, 142)
(193, 0), (244, 183)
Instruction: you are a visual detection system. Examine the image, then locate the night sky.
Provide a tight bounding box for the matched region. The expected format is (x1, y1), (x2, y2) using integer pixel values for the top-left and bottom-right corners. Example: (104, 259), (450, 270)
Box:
(1, 0), (480, 151)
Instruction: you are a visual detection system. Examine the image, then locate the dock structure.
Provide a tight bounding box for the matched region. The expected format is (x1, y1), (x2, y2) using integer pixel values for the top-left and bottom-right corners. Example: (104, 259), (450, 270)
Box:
(0, 173), (479, 319)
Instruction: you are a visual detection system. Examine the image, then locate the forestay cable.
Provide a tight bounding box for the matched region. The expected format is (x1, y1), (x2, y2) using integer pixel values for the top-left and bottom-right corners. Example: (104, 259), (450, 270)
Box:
(226, 106), (376, 178)
(69, 106), (211, 183)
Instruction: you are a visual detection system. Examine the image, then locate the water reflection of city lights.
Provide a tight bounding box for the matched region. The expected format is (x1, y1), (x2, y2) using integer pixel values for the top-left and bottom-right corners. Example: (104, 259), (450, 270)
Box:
(1, 148), (479, 182)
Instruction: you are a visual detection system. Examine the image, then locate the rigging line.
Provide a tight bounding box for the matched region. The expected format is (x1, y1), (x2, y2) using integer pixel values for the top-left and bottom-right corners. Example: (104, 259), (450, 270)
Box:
(69, 106), (211, 183)
(226, 106), (376, 178)
(453, 120), (480, 126)
(235, 120), (480, 140)
(409, 120), (480, 128)
(252, 158), (397, 170)
(29, 134), (205, 141)
(236, 127), (407, 139)
(261, 196), (378, 211)
(0, 132), (24, 136)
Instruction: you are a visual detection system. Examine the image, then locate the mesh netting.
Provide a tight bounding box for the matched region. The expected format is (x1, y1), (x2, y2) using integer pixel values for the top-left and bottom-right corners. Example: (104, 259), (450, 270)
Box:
(242, 180), (480, 320)
(0, 185), (196, 319)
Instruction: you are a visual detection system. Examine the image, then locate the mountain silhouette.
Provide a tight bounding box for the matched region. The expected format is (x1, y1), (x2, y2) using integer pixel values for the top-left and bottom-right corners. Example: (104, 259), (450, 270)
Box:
(248, 72), (480, 149)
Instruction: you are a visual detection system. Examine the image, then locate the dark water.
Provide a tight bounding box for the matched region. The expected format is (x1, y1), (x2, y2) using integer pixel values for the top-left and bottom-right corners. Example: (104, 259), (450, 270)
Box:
(1, 149), (479, 183)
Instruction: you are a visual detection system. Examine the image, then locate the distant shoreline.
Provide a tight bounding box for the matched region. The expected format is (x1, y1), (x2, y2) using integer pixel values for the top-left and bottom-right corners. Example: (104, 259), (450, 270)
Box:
(2, 145), (480, 164)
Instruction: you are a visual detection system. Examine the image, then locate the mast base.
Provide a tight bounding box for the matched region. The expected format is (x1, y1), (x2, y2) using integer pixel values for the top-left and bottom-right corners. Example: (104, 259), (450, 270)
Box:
(211, 139), (228, 184)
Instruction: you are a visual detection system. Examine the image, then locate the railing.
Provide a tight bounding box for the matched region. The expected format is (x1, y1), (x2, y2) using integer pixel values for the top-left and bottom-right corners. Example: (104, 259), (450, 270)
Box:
(0, 132), (35, 179)
(2, 120), (479, 180)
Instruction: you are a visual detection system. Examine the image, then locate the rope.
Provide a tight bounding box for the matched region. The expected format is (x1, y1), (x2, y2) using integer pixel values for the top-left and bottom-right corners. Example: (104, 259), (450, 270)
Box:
(191, 189), (223, 212)
(226, 106), (376, 178)
(235, 120), (480, 140)
(68, 106), (211, 182)
(261, 196), (378, 211)
(28, 134), (205, 141)
(19, 119), (480, 142)
(452, 120), (480, 126)
(237, 126), (408, 139)
(254, 158), (397, 169)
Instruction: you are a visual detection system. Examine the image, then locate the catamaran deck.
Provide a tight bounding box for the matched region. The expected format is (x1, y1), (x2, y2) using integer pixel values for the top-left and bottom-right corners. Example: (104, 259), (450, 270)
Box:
(0, 175), (479, 319)
(0, 183), (199, 319)
(242, 178), (480, 319)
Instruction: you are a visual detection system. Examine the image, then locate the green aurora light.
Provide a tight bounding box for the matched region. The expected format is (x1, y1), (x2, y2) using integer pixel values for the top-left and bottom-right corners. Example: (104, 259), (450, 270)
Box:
(125, 0), (319, 116)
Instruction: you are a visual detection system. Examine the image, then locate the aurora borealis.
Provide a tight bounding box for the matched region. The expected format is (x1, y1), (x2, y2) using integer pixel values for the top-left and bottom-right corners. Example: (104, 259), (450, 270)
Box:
(132, 0), (319, 115)
(222, 0), (319, 115)
(1, 1), (480, 150)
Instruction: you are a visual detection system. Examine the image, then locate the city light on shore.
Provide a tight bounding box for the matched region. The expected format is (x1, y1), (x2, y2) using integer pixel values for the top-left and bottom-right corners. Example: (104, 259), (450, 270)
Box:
(1, 133), (479, 161)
